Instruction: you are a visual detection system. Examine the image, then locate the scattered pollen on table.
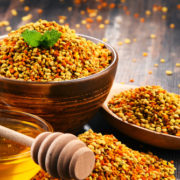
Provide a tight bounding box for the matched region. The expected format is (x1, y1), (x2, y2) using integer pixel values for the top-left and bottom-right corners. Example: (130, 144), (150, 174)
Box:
(166, 70), (173, 75)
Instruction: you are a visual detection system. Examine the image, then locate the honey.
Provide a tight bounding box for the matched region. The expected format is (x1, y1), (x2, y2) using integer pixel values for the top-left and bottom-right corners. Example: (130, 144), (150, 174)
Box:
(0, 109), (53, 180)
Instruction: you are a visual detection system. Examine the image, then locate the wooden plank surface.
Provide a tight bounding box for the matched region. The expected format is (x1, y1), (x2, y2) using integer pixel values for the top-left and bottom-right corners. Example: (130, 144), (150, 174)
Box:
(0, 0), (179, 179)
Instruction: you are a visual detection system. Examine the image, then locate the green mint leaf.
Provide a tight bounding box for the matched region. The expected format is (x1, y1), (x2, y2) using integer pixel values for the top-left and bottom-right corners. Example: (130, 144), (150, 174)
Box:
(21, 29), (61, 48)
(21, 29), (42, 47)
(40, 29), (61, 48)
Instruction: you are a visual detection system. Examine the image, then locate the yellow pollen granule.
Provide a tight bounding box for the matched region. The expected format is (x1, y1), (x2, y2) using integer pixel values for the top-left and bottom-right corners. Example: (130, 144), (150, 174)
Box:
(150, 34), (156, 39)
(0, 21), (9, 27)
(118, 41), (123, 46)
(80, 10), (85, 15)
(176, 63), (180, 67)
(160, 59), (165, 63)
(99, 24), (105, 29)
(162, 15), (166, 20)
(145, 10), (151, 16)
(124, 38), (131, 44)
(22, 14), (32, 21)
(86, 24), (91, 29)
(102, 38), (107, 42)
(81, 20), (86, 24)
(68, 7), (72, 11)
(143, 52), (148, 57)
(166, 70), (173, 75)
(75, 24), (80, 28)
(96, 16), (103, 22)
(104, 19), (110, 24)
(24, 6), (30, 12)
(170, 24), (175, 29)
(59, 19), (65, 24)
(11, 9), (18, 16)
(6, 26), (12, 31)
(162, 7), (168, 13)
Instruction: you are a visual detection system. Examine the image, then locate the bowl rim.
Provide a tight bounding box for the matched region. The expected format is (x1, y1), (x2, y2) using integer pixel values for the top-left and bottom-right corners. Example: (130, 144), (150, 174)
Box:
(0, 34), (118, 84)
(0, 109), (53, 161)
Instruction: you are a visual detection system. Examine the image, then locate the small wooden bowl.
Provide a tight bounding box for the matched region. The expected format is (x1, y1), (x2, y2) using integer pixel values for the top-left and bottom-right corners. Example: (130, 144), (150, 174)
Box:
(0, 34), (118, 132)
(102, 83), (180, 150)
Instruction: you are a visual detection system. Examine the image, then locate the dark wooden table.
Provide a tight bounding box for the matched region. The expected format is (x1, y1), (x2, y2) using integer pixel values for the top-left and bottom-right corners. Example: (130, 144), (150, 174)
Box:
(0, 0), (179, 179)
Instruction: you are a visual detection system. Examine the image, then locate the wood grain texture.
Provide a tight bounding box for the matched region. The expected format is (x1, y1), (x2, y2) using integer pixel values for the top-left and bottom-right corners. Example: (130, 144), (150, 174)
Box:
(0, 0), (179, 178)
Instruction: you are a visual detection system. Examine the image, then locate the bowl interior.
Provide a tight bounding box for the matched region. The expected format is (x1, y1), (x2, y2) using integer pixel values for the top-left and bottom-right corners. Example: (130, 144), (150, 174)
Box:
(0, 34), (117, 85)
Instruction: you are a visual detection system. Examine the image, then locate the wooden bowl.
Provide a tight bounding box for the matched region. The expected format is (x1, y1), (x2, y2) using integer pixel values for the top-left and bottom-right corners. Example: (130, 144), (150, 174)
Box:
(0, 34), (118, 132)
(102, 83), (180, 149)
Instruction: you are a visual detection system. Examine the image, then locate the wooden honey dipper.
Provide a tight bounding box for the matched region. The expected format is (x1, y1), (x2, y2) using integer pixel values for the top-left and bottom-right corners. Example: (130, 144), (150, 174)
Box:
(0, 125), (95, 180)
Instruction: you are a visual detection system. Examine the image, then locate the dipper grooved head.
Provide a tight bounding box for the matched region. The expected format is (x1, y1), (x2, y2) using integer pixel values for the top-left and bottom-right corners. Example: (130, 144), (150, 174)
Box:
(30, 132), (95, 180)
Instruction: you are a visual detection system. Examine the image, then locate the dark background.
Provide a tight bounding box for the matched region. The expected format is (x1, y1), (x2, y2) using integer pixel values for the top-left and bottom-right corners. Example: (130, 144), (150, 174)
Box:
(0, 0), (179, 179)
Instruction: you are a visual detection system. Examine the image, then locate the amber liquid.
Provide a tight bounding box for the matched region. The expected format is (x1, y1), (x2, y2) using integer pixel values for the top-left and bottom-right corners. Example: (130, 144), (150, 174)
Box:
(0, 120), (44, 180)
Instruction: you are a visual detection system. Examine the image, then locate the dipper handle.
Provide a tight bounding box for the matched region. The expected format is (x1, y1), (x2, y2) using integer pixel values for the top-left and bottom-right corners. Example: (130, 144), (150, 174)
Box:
(0, 124), (33, 146)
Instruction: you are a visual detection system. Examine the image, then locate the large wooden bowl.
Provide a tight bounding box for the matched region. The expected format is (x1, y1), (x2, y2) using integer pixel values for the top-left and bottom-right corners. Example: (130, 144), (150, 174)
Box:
(102, 83), (180, 150)
(0, 34), (118, 132)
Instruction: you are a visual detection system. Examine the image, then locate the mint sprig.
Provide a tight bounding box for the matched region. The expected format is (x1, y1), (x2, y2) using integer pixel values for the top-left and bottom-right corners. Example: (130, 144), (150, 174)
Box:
(21, 30), (42, 47)
(21, 29), (61, 48)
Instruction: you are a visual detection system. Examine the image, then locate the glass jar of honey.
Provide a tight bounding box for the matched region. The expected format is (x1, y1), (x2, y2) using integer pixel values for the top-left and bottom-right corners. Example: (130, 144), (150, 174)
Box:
(0, 109), (53, 180)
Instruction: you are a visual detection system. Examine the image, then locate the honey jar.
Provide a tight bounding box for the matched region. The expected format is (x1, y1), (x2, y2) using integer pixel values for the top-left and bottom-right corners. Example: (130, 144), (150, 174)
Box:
(0, 109), (53, 180)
